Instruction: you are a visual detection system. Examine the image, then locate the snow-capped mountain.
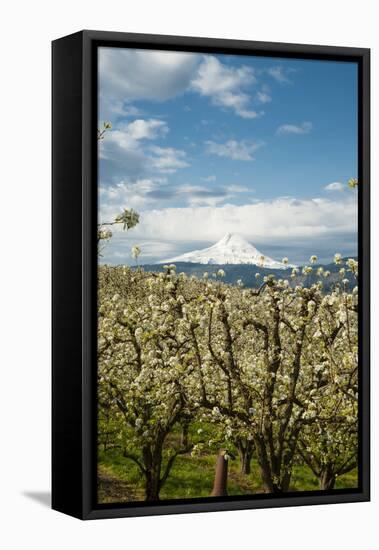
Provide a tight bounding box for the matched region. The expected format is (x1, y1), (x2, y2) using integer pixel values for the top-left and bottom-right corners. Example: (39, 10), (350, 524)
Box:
(160, 233), (295, 269)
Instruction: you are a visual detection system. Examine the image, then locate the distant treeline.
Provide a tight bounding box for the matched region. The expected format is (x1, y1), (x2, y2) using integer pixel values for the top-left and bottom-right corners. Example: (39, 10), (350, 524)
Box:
(130, 258), (357, 292)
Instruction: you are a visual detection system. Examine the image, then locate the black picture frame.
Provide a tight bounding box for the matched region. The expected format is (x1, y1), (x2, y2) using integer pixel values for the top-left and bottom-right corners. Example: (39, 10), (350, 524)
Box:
(52, 30), (370, 520)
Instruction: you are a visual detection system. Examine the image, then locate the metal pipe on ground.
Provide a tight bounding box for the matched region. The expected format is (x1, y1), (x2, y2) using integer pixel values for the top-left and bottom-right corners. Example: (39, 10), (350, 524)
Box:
(211, 450), (231, 497)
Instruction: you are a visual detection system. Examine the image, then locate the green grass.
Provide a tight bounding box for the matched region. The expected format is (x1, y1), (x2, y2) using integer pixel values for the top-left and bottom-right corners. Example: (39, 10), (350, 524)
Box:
(98, 420), (357, 501)
(98, 445), (358, 503)
(291, 462), (357, 491)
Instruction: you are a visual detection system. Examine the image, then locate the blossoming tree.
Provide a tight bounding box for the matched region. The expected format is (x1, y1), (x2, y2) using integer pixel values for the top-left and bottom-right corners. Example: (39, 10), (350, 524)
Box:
(98, 266), (199, 500)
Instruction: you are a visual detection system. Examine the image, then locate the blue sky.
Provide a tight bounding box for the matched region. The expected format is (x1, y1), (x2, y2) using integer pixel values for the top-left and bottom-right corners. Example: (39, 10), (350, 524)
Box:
(98, 47), (358, 265)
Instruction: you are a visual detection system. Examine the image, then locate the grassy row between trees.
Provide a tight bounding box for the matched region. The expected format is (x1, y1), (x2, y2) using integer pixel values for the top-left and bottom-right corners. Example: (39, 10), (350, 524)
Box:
(98, 423), (357, 503)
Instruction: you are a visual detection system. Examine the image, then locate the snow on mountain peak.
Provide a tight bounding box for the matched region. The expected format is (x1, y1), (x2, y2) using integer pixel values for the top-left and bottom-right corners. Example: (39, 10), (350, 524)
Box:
(217, 233), (249, 246)
(160, 233), (294, 269)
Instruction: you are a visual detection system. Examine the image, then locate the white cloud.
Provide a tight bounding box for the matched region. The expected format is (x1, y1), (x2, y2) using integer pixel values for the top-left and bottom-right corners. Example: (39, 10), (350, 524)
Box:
(99, 49), (279, 122)
(324, 182), (345, 192)
(191, 56), (260, 119)
(99, 119), (189, 179)
(99, 178), (166, 214)
(100, 119), (168, 156)
(122, 119), (168, 141)
(99, 179), (250, 213)
(100, 236), (178, 265)
(256, 91), (272, 104)
(228, 185), (249, 193)
(205, 139), (263, 161)
(267, 66), (291, 84)
(178, 184), (249, 207)
(128, 240), (178, 259)
(178, 185), (229, 207)
(99, 101), (144, 121)
(123, 196), (357, 247)
(99, 47), (201, 106)
(149, 146), (189, 173)
(202, 175), (216, 182)
(120, 105), (144, 117)
(276, 122), (313, 135)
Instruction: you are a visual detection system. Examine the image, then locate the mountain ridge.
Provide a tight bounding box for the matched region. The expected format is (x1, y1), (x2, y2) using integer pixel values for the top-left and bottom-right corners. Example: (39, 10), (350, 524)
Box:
(135, 258), (357, 292)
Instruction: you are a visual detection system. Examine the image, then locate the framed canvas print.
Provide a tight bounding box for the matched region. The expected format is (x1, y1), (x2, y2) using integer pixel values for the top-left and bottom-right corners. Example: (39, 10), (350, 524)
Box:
(52, 30), (370, 520)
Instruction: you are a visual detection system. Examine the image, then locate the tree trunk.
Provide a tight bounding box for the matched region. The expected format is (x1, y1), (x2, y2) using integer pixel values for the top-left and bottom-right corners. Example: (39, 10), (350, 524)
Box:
(256, 461), (274, 493)
(254, 437), (277, 493)
(257, 460), (286, 493)
(145, 470), (161, 501)
(142, 440), (163, 501)
(236, 440), (253, 475)
(281, 470), (292, 492)
(240, 451), (252, 475)
(181, 421), (189, 448)
(319, 466), (336, 490)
